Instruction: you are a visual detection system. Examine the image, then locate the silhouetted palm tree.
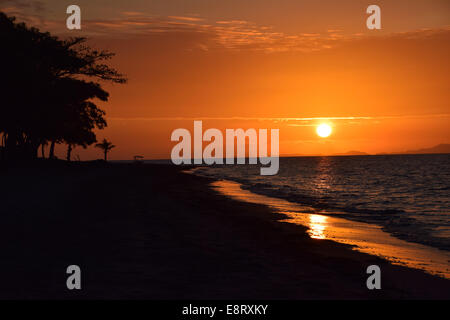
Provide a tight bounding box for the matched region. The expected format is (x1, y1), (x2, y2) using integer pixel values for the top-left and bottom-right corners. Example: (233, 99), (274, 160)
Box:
(95, 139), (115, 161)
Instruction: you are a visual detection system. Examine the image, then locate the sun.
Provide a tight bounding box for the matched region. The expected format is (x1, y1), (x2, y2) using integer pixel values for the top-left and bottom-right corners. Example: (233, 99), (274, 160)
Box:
(316, 124), (332, 138)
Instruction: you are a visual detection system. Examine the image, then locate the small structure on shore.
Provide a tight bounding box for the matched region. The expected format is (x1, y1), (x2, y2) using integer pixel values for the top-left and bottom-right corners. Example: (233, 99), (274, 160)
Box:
(133, 155), (144, 164)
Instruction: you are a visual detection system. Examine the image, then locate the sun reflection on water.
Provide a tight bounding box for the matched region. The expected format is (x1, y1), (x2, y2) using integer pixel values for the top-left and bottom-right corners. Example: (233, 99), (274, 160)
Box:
(308, 214), (327, 239)
(209, 179), (450, 279)
(313, 157), (333, 193)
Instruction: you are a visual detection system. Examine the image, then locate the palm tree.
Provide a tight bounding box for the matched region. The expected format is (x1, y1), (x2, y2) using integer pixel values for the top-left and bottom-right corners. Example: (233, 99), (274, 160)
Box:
(95, 138), (115, 161)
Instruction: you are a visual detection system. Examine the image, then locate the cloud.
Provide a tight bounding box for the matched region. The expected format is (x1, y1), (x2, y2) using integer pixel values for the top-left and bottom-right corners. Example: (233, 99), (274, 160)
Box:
(2, 5), (450, 53)
(0, 0), (44, 11)
(0, 5), (365, 52)
(121, 11), (146, 17)
(108, 114), (450, 123)
(0, 0), (48, 27)
(168, 16), (204, 22)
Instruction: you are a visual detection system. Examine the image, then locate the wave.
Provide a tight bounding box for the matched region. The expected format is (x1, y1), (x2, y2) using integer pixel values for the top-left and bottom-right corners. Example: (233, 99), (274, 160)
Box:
(190, 155), (450, 251)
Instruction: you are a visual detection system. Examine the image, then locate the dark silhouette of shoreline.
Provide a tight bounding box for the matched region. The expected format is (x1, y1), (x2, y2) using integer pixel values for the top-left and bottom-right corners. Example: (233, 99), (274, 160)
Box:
(0, 162), (448, 299)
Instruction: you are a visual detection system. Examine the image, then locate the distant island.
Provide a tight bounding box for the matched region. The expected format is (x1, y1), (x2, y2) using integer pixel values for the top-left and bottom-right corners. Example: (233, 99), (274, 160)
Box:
(279, 144), (450, 158)
(338, 144), (450, 156)
(402, 143), (450, 155)
(333, 151), (369, 156)
(377, 144), (450, 156)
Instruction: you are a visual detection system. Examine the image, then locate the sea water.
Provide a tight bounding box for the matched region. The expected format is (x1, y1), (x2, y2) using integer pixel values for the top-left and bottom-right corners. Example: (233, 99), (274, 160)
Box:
(191, 154), (450, 277)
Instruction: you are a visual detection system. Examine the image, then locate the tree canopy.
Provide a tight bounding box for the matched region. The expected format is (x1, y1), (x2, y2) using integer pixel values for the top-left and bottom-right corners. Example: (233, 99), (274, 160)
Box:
(0, 12), (126, 161)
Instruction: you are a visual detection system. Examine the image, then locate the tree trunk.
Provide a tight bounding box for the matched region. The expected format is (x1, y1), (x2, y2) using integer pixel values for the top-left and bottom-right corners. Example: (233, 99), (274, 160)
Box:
(5, 130), (18, 160)
(104, 150), (107, 161)
(30, 139), (39, 160)
(67, 144), (72, 162)
(49, 141), (55, 159)
(32, 143), (39, 160)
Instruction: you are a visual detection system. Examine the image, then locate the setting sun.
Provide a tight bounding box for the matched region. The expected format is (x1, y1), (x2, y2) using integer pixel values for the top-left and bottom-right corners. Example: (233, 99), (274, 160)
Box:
(316, 124), (332, 138)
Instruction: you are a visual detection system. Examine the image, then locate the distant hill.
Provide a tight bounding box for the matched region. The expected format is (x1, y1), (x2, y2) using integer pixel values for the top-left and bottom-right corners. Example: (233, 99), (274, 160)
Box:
(281, 144), (450, 158)
(333, 150), (369, 156)
(403, 144), (450, 155)
(377, 144), (450, 155)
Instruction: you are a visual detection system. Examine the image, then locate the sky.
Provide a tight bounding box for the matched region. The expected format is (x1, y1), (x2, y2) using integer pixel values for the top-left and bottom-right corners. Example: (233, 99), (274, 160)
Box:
(1, 0), (449, 159)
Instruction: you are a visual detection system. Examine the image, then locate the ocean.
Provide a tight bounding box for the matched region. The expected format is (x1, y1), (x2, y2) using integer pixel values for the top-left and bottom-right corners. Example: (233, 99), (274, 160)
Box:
(191, 154), (450, 277)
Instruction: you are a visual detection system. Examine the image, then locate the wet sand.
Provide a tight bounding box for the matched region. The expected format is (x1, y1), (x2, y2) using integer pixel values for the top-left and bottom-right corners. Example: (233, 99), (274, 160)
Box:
(0, 162), (449, 299)
(211, 180), (450, 279)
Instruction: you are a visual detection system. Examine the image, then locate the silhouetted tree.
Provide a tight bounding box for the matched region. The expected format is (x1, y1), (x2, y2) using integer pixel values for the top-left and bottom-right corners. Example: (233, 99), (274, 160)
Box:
(47, 79), (109, 161)
(95, 139), (115, 161)
(0, 12), (126, 162)
(40, 141), (48, 159)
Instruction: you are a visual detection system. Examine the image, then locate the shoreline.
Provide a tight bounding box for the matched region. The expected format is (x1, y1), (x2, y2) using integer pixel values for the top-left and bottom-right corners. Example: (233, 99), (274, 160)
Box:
(209, 179), (450, 279)
(0, 163), (449, 299)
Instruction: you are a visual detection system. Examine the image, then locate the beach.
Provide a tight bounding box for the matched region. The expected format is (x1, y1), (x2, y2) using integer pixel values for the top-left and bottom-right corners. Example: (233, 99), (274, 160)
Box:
(0, 162), (449, 299)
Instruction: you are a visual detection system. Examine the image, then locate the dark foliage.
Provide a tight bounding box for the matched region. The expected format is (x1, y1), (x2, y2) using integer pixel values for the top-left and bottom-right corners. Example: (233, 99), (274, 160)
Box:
(0, 12), (126, 161)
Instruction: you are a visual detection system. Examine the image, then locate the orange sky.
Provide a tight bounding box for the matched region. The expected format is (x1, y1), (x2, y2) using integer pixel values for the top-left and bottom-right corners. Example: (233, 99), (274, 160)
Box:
(1, 0), (449, 159)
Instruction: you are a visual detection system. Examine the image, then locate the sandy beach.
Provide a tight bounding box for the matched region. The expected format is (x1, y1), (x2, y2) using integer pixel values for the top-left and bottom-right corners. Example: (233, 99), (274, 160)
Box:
(0, 162), (449, 299)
